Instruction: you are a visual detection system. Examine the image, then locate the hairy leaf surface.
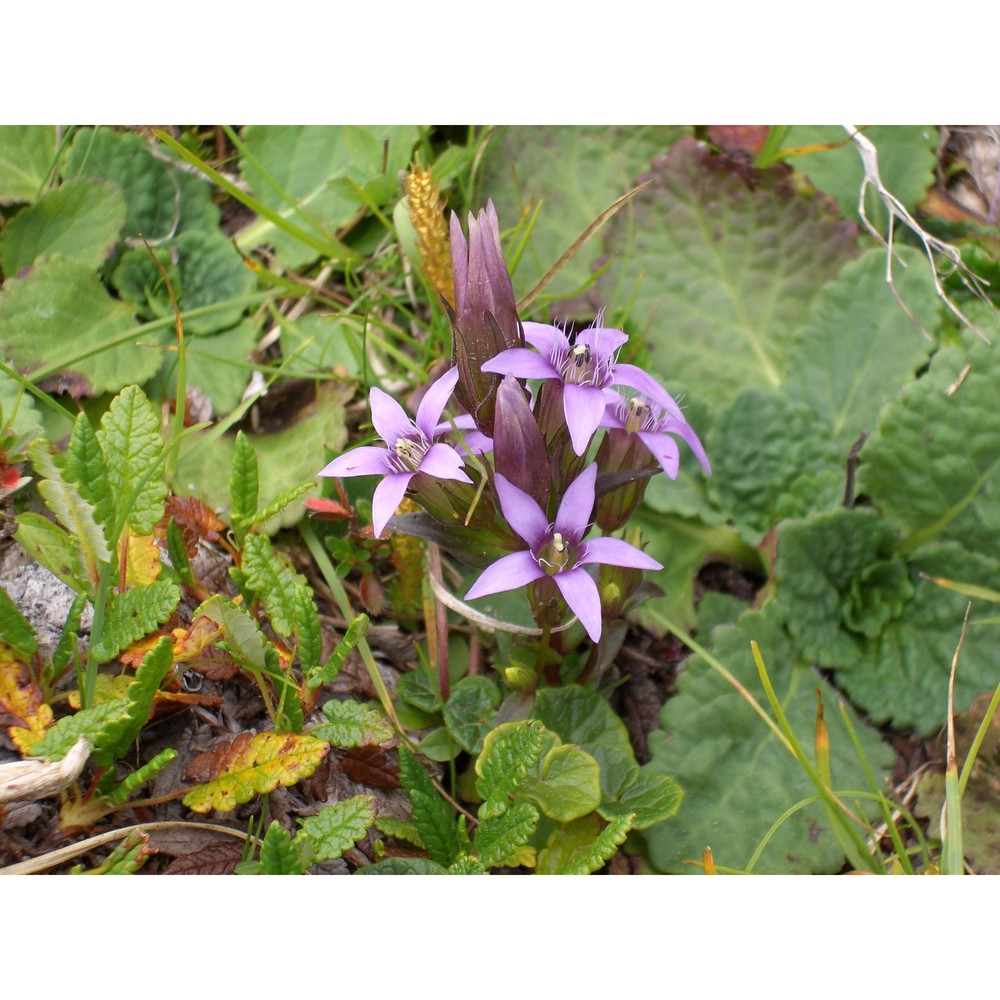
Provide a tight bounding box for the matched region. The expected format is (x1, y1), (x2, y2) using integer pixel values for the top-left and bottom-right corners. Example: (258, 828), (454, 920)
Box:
(90, 582), (179, 665)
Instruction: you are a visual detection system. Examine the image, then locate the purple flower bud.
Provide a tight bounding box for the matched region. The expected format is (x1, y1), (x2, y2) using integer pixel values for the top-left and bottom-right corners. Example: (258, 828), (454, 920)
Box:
(493, 375), (550, 512)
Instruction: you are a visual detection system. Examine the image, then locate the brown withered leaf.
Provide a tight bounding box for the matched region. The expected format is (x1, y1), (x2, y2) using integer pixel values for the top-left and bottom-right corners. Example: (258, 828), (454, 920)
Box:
(163, 841), (243, 875)
(186, 732), (256, 784)
(156, 495), (227, 557)
(340, 745), (400, 790)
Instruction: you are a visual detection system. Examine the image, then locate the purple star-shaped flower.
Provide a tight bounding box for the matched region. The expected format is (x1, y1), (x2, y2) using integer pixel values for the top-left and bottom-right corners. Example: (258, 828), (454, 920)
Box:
(601, 390), (712, 478)
(464, 464), (662, 642)
(318, 367), (471, 537)
(481, 320), (688, 455)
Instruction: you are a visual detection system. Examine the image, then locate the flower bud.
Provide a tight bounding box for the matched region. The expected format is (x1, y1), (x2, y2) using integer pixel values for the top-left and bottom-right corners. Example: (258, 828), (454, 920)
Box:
(493, 375), (550, 512)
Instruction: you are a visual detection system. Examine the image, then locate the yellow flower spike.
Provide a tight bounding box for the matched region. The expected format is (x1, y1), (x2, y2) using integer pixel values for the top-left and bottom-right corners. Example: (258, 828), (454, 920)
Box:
(402, 166), (454, 304)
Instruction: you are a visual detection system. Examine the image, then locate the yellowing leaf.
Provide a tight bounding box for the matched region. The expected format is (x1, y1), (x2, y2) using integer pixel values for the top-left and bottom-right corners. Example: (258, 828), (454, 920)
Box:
(182, 731), (328, 813)
(0, 644), (53, 752)
(117, 527), (161, 587)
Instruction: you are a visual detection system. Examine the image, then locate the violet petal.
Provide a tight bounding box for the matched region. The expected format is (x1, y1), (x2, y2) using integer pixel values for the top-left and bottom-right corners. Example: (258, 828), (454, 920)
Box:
(639, 430), (681, 479)
(580, 536), (663, 572)
(481, 348), (558, 379)
(663, 417), (712, 475)
(319, 446), (393, 479)
(369, 387), (415, 445)
(371, 472), (413, 537)
(553, 568), (603, 643)
(419, 442), (473, 483)
(494, 474), (550, 550)
(522, 322), (566, 357)
(464, 549), (546, 601)
(415, 366), (460, 439)
(554, 463), (597, 538)
(576, 326), (628, 357)
(562, 383), (606, 455)
(612, 364), (686, 421)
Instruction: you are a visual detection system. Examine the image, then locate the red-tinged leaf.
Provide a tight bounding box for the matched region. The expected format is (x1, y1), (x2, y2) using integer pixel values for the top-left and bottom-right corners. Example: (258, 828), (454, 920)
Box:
(163, 842), (243, 875)
(358, 572), (384, 616)
(304, 498), (352, 521)
(341, 745), (400, 790)
(182, 731), (329, 813)
(155, 495), (227, 557)
(708, 125), (770, 158)
(0, 648), (53, 752)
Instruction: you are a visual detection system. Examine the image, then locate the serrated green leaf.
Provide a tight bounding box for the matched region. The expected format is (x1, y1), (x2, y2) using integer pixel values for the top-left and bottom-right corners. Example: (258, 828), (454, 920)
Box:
(182, 732), (329, 813)
(442, 676), (501, 754)
(90, 582), (179, 665)
(447, 857), (489, 874)
(29, 439), (111, 585)
(64, 413), (114, 537)
(642, 604), (895, 873)
(540, 813), (634, 875)
(398, 745), (458, 867)
(110, 230), (254, 336)
(599, 770), (683, 830)
(0, 125), (58, 203)
(474, 800), (540, 869)
(230, 431), (259, 543)
(72, 830), (151, 875)
(13, 512), (90, 595)
(533, 686), (638, 801)
(418, 727), (462, 762)
(239, 533), (299, 636)
(253, 481), (316, 531)
(355, 857), (448, 875)
(479, 126), (687, 309)
(519, 743), (602, 823)
(291, 583), (321, 675)
(0, 584), (37, 658)
(0, 256), (158, 395)
(178, 383), (346, 535)
(295, 794), (376, 863)
(374, 816), (424, 848)
(859, 334), (1000, 555)
(97, 384), (167, 536)
(1, 178), (126, 274)
(785, 248), (937, 450)
(783, 125), (938, 227)
(256, 820), (306, 874)
(705, 388), (844, 545)
(601, 137), (858, 406)
(311, 699), (393, 748)
(92, 636), (174, 764)
(237, 125), (420, 268)
(195, 595), (268, 671)
(28, 699), (126, 761)
(475, 720), (547, 819)
(65, 127), (219, 240)
(165, 519), (194, 587)
(106, 747), (178, 805)
(306, 613), (368, 690)
(395, 668), (442, 714)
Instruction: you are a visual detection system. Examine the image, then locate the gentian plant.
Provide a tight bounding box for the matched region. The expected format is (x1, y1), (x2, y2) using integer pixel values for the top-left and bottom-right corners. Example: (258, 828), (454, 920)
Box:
(320, 200), (709, 689)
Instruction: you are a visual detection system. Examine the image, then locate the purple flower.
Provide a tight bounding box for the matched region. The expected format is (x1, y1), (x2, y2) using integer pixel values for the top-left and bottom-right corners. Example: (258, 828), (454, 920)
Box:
(482, 319), (688, 456)
(464, 464), (662, 642)
(319, 367), (471, 537)
(600, 390), (712, 477)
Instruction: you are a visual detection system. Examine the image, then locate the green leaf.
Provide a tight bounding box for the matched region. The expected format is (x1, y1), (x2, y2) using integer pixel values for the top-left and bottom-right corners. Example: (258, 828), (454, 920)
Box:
(442, 676), (501, 754)
(110, 230), (255, 336)
(783, 125), (938, 226)
(28, 699), (127, 761)
(641, 604), (895, 873)
(598, 770), (684, 830)
(252, 481), (316, 531)
(230, 430), (259, 545)
(475, 720), (547, 819)
(479, 126), (687, 308)
(29, 439), (111, 584)
(311, 699), (393, 748)
(1, 178), (126, 274)
(72, 831), (151, 874)
(520, 743), (602, 823)
(784, 248), (937, 451)
(602, 137), (858, 406)
(256, 820), (306, 874)
(474, 800), (540, 869)
(0, 125), (57, 204)
(97, 384), (167, 536)
(395, 668), (443, 715)
(398, 745), (458, 867)
(0, 368), (42, 438)
(0, 584), (37, 658)
(705, 387), (843, 545)
(177, 383), (346, 534)
(13, 512), (90, 595)
(65, 127), (219, 240)
(50, 595), (87, 679)
(537, 813), (635, 875)
(306, 613), (368, 691)
(92, 636), (174, 764)
(533, 686), (638, 801)
(295, 794), (376, 863)
(237, 125), (421, 268)
(64, 413), (114, 539)
(355, 857), (448, 875)
(279, 312), (361, 378)
(291, 583), (321, 675)
(239, 533), (301, 636)
(182, 732), (329, 813)
(195, 595), (269, 671)
(182, 320), (261, 417)
(859, 334), (1000, 555)
(0, 256), (155, 396)
(418, 727), (462, 762)
(105, 747), (178, 805)
(90, 583), (179, 666)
